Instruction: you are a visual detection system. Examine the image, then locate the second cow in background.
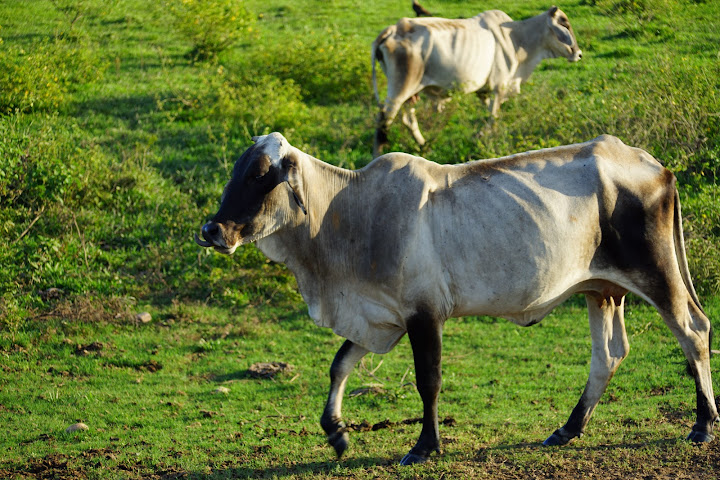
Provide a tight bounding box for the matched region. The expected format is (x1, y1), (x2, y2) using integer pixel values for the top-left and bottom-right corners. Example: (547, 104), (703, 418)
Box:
(372, 6), (582, 156)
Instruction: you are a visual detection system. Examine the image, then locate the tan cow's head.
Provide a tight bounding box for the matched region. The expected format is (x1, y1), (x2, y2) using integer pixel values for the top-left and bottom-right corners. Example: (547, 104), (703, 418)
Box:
(546, 6), (582, 62)
(195, 132), (306, 254)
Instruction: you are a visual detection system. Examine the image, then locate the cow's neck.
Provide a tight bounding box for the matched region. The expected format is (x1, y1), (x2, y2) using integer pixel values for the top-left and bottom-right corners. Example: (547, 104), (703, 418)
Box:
(305, 158), (356, 239)
(507, 13), (552, 77)
(257, 155), (356, 265)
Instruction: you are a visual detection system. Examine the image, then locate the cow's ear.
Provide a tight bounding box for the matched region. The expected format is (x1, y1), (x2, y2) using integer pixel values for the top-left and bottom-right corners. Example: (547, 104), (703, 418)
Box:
(281, 152), (307, 215)
(548, 6), (558, 18)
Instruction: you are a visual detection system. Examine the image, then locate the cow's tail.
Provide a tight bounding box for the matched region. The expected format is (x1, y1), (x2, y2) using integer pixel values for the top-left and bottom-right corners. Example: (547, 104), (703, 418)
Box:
(371, 26), (394, 106)
(672, 187), (714, 368)
(673, 188), (704, 315)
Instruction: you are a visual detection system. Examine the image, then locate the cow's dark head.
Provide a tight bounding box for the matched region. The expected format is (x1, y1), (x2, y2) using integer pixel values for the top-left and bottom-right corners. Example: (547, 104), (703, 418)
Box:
(546, 6), (582, 62)
(195, 132), (307, 254)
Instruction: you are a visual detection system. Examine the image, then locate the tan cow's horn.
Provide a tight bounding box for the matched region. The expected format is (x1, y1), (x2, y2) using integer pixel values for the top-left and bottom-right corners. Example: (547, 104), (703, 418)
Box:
(194, 232), (213, 248)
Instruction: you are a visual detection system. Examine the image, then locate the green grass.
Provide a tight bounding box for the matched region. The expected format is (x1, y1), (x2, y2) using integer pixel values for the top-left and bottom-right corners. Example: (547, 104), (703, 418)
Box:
(1, 298), (719, 478)
(1, 0), (720, 477)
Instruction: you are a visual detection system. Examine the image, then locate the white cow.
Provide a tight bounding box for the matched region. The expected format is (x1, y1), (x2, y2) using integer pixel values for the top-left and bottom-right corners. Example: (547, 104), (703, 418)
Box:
(196, 133), (717, 465)
(372, 6), (582, 155)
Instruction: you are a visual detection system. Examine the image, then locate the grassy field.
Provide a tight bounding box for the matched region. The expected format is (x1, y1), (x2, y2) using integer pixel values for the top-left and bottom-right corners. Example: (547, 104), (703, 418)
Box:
(1, 0), (720, 478)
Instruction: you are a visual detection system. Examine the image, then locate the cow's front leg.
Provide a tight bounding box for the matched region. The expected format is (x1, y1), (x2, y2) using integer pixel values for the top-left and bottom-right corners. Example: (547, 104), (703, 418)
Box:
(400, 105), (426, 148)
(320, 340), (368, 458)
(400, 310), (443, 465)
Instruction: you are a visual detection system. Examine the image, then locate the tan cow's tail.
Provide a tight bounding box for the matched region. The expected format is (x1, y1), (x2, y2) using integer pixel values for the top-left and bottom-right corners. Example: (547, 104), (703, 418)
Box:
(673, 188), (705, 315)
(372, 25), (395, 106)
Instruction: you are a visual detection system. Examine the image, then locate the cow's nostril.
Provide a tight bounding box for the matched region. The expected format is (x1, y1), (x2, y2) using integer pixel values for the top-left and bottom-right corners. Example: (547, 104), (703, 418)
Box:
(202, 222), (220, 238)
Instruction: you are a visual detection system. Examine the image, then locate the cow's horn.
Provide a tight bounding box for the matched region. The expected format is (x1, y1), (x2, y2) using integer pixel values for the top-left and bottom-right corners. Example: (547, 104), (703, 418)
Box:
(194, 232), (213, 248)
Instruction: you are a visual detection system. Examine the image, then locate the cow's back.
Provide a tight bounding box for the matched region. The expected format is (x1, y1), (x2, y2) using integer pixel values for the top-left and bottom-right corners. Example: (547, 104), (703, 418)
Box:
(379, 16), (497, 93)
(425, 136), (672, 320)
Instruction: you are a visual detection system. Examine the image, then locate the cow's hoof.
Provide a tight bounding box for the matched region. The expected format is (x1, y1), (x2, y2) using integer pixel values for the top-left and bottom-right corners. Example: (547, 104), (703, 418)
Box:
(542, 428), (577, 447)
(328, 431), (349, 458)
(399, 453), (428, 465)
(687, 430), (714, 443)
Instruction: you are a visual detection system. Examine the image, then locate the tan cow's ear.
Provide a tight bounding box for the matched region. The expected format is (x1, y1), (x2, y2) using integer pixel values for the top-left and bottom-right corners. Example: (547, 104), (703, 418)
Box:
(282, 152), (307, 215)
(548, 6), (559, 17)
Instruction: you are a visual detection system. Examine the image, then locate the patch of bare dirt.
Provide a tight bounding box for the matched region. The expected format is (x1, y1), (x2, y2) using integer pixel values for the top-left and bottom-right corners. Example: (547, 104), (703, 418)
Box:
(73, 341), (104, 356)
(345, 416), (457, 432)
(0, 453), (84, 480)
(33, 294), (135, 324)
(137, 359), (163, 372)
(247, 361), (292, 379)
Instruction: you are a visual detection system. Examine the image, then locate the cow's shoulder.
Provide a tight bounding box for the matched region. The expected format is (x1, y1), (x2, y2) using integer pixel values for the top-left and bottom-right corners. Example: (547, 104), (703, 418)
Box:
(586, 135), (665, 174)
(357, 153), (445, 194)
(362, 152), (439, 176)
(476, 9), (513, 27)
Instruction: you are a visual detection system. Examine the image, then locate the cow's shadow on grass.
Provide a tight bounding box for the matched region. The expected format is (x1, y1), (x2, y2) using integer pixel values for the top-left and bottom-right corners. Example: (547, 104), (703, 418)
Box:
(179, 456), (397, 479)
(475, 437), (687, 461)
(159, 438), (697, 478)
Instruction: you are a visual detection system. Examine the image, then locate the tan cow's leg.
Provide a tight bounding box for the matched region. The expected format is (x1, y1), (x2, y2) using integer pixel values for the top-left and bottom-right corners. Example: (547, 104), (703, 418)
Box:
(320, 340), (369, 457)
(401, 105), (426, 148)
(544, 294), (629, 446)
(658, 298), (718, 442)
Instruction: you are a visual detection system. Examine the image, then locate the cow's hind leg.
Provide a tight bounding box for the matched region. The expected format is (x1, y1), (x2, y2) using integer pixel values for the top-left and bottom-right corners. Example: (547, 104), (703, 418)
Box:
(320, 340), (369, 458)
(400, 104), (426, 148)
(400, 309), (443, 465)
(544, 293), (629, 446)
(657, 299), (718, 442)
(374, 110), (390, 158)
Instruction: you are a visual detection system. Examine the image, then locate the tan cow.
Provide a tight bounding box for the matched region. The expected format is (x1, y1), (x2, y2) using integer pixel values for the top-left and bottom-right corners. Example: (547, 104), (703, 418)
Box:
(372, 6), (582, 156)
(196, 133), (716, 465)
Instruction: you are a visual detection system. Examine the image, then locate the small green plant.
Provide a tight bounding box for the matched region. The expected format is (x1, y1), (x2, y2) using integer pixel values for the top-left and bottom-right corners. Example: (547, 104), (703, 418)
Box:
(165, 0), (255, 61)
(0, 292), (34, 346)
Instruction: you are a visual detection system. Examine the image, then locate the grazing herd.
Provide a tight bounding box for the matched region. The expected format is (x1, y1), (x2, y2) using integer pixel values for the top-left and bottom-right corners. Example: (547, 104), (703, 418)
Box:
(194, 1), (717, 467)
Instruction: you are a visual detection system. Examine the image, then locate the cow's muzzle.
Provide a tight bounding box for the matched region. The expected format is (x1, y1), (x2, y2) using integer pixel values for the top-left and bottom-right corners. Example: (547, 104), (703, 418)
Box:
(194, 221), (220, 248)
(195, 221), (241, 254)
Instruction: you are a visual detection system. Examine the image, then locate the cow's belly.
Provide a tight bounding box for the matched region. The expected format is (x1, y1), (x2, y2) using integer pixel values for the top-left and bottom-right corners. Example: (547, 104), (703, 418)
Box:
(450, 270), (591, 326)
(422, 29), (495, 93)
(436, 186), (602, 321)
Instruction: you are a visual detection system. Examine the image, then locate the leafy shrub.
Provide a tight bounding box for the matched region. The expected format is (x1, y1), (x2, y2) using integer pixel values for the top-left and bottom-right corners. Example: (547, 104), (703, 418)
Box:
(156, 63), (311, 134)
(682, 185), (720, 297)
(213, 71), (311, 133)
(0, 114), (110, 296)
(584, 0), (669, 20)
(0, 294), (28, 342)
(0, 37), (106, 114)
(0, 116), (98, 214)
(165, 0), (255, 61)
(248, 27), (370, 105)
